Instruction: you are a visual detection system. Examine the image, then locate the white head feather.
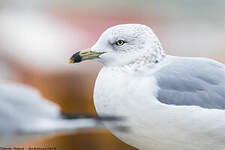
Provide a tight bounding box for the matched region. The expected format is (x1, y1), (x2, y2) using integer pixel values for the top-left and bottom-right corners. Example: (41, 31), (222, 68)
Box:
(91, 24), (165, 70)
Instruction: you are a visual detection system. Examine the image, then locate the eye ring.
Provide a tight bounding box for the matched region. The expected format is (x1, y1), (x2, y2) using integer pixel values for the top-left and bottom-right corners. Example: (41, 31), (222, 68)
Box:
(115, 40), (125, 46)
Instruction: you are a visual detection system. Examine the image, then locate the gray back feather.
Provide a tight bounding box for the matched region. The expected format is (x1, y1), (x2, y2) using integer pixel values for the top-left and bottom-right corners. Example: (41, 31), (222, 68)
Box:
(154, 56), (225, 110)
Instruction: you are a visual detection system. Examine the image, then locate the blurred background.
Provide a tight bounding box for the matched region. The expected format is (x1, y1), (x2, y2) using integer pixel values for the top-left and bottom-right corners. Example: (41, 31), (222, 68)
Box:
(1, 0), (225, 149)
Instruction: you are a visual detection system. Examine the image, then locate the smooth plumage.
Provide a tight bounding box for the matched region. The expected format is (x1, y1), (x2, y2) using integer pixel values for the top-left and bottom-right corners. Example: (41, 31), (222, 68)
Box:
(155, 56), (225, 110)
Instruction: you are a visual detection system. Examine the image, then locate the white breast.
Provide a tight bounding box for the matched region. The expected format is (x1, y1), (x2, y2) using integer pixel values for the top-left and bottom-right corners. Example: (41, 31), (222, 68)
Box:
(94, 67), (225, 150)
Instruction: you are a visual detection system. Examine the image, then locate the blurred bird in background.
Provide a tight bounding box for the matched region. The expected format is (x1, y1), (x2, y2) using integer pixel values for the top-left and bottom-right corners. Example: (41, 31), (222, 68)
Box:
(0, 81), (123, 146)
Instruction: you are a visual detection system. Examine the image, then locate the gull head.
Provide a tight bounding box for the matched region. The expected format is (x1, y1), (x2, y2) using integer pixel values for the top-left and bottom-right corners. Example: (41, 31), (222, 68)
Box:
(69, 24), (165, 68)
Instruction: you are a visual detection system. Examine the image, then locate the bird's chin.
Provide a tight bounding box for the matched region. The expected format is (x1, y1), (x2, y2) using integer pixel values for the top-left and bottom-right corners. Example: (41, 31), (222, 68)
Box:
(96, 57), (112, 66)
(97, 53), (113, 66)
(96, 57), (104, 64)
(97, 53), (132, 67)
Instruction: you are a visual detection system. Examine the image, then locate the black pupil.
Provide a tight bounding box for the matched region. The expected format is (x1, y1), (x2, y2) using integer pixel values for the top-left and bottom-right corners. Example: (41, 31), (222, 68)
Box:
(118, 40), (124, 45)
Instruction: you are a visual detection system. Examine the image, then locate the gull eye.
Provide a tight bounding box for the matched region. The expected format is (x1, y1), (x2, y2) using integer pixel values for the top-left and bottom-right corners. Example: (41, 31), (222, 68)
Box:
(115, 40), (125, 46)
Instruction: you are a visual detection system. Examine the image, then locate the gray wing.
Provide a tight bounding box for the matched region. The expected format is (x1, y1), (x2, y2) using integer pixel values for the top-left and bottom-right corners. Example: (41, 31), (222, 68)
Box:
(154, 56), (225, 110)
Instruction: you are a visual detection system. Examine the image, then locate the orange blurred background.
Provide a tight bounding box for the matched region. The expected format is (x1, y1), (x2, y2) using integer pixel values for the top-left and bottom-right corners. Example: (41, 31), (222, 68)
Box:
(1, 0), (225, 150)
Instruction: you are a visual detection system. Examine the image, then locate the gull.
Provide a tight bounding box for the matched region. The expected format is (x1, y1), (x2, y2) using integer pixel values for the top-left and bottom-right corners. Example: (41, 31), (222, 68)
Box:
(0, 81), (121, 146)
(69, 24), (225, 150)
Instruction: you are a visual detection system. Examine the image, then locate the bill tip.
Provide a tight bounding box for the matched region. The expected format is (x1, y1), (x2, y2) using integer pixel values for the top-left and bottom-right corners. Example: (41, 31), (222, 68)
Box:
(68, 58), (74, 64)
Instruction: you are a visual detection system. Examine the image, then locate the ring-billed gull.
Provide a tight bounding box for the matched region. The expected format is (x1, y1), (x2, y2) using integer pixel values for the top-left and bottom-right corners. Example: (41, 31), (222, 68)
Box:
(0, 81), (121, 146)
(69, 24), (225, 150)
